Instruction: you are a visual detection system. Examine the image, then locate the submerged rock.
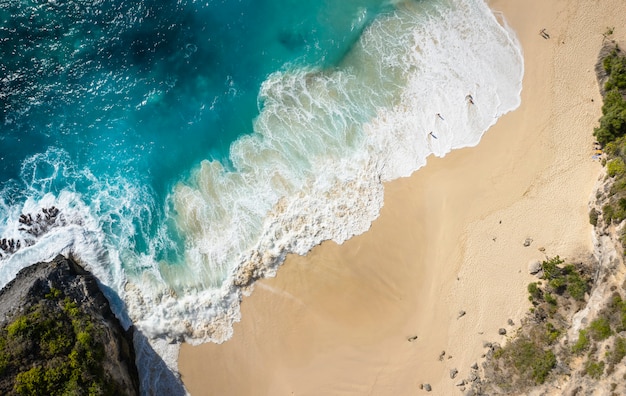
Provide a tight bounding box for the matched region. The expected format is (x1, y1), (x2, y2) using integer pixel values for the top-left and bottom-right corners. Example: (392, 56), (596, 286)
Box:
(0, 255), (140, 395)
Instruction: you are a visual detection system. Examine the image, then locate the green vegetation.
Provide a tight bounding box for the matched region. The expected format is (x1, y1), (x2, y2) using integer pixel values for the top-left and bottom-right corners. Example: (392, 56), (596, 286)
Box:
(589, 208), (599, 226)
(481, 40), (626, 395)
(490, 330), (557, 387)
(584, 360), (606, 379)
(589, 317), (612, 341)
(541, 256), (562, 281)
(528, 282), (542, 302)
(594, 45), (626, 146)
(594, 89), (626, 145)
(528, 257), (590, 304)
(603, 47), (626, 91)
(607, 337), (626, 373)
(572, 329), (590, 354)
(594, 47), (626, 253)
(486, 258), (593, 391)
(0, 286), (118, 395)
(607, 157), (626, 177)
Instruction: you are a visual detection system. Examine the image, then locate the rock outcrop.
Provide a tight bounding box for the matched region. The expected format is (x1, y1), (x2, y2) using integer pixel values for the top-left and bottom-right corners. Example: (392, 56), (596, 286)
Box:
(0, 255), (140, 395)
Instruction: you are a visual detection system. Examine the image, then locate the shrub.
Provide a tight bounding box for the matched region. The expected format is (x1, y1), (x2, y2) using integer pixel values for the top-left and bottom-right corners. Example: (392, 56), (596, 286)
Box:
(607, 157), (626, 177)
(589, 317), (612, 341)
(589, 208), (599, 226)
(604, 47), (626, 91)
(528, 282), (542, 302)
(609, 337), (626, 366)
(545, 322), (561, 344)
(585, 360), (605, 379)
(572, 329), (590, 354)
(510, 340), (556, 384)
(594, 89), (626, 145)
(566, 272), (588, 301)
(603, 204), (615, 223)
(541, 256), (563, 280)
(6, 316), (29, 338)
(544, 293), (558, 306)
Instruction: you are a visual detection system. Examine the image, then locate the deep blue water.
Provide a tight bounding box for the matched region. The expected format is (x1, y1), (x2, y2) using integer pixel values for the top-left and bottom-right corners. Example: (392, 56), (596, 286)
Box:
(1, 0), (389, 193)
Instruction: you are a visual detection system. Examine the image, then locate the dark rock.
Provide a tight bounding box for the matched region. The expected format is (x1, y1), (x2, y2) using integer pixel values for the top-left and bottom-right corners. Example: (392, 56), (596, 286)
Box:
(507, 318), (514, 326)
(423, 383), (432, 392)
(498, 328), (507, 335)
(471, 362), (479, 370)
(450, 368), (458, 379)
(523, 238), (533, 247)
(439, 350), (446, 361)
(0, 255), (140, 395)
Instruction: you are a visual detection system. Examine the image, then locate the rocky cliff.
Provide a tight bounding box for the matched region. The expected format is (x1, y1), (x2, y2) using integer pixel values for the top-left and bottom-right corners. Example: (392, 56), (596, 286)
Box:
(0, 255), (140, 395)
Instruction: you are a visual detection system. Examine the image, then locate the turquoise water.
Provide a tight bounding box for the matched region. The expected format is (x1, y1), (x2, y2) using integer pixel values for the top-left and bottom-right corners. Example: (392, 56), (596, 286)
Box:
(0, 0), (524, 383)
(0, 0), (391, 262)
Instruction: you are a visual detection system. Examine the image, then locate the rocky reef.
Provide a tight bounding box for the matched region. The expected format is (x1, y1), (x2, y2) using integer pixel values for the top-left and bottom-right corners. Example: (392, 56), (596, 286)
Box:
(0, 255), (140, 395)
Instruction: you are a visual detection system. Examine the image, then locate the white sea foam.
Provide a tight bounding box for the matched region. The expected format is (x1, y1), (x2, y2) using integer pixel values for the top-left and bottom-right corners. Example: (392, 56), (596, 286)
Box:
(125, 0), (524, 345)
(0, 0), (523, 391)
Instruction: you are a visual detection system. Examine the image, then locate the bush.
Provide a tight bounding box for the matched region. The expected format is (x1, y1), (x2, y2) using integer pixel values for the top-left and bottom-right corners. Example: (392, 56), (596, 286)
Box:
(528, 282), (542, 302)
(589, 317), (612, 341)
(585, 360), (605, 379)
(609, 337), (626, 366)
(514, 343), (556, 384)
(607, 157), (626, 177)
(566, 272), (588, 301)
(544, 293), (558, 306)
(545, 322), (561, 344)
(594, 89), (626, 145)
(604, 47), (626, 91)
(541, 256), (563, 280)
(603, 204), (616, 223)
(589, 208), (599, 226)
(572, 329), (590, 354)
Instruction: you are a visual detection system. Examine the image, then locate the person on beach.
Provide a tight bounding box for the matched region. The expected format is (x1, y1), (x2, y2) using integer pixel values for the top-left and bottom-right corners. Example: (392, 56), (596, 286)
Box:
(540, 28), (549, 39)
(429, 131), (438, 139)
(466, 94), (474, 105)
(436, 113), (444, 120)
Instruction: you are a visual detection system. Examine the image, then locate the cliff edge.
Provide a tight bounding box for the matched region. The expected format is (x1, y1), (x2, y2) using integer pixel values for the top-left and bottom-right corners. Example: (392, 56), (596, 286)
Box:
(0, 254), (140, 395)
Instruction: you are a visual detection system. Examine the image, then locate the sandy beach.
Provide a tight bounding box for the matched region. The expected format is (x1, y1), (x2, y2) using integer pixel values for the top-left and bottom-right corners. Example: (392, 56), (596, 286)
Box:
(178, 0), (626, 394)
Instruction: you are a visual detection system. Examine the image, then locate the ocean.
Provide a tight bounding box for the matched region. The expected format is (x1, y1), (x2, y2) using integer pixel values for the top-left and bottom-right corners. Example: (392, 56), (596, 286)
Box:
(0, 0), (523, 389)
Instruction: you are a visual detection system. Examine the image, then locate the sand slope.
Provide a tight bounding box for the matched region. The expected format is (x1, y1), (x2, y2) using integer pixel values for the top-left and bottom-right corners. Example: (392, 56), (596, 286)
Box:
(178, 0), (626, 394)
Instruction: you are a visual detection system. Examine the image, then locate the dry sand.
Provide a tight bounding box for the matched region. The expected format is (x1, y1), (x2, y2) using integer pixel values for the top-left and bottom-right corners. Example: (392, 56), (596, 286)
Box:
(178, 0), (626, 394)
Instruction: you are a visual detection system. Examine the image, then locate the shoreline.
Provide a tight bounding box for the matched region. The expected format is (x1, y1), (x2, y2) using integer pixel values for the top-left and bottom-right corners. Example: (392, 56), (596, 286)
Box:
(178, 0), (626, 394)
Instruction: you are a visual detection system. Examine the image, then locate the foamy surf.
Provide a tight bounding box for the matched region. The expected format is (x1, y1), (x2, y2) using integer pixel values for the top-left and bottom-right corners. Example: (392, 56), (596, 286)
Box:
(0, 0), (523, 391)
(138, 0), (523, 343)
